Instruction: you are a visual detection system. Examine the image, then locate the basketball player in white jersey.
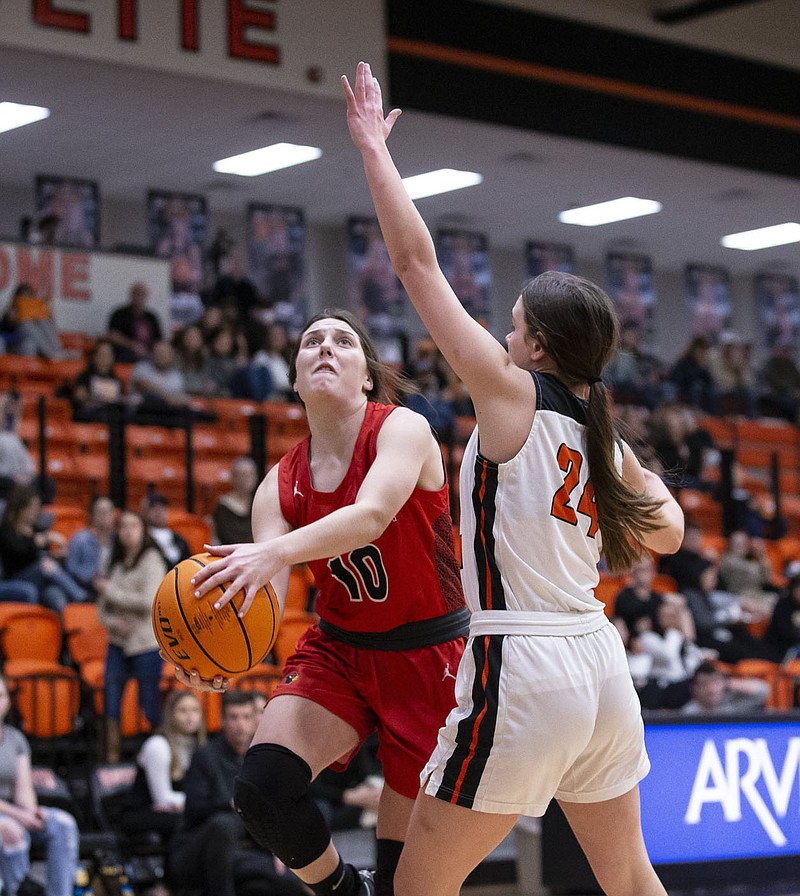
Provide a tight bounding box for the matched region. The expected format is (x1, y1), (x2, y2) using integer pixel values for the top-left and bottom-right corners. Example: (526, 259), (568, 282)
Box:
(343, 62), (684, 896)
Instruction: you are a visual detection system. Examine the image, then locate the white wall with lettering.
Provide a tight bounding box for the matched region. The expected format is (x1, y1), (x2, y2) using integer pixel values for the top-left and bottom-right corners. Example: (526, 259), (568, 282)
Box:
(0, 0), (387, 100)
(0, 241), (171, 336)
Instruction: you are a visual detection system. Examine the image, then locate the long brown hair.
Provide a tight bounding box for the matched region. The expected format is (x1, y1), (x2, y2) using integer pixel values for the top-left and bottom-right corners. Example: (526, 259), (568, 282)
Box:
(287, 308), (409, 404)
(158, 690), (207, 781)
(521, 272), (664, 572)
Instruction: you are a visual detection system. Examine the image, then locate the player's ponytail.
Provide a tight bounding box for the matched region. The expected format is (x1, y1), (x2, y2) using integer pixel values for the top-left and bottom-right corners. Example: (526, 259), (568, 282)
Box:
(521, 273), (664, 572)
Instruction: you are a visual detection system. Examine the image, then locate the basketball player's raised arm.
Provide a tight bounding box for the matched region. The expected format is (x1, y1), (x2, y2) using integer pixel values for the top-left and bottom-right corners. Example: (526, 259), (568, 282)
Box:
(621, 441), (684, 555)
(192, 409), (435, 615)
(342, 62), (513, 402)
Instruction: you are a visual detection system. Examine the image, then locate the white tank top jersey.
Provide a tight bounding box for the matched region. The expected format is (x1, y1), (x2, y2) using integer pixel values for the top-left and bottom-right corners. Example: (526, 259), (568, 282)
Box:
(460, 370), (622, 637)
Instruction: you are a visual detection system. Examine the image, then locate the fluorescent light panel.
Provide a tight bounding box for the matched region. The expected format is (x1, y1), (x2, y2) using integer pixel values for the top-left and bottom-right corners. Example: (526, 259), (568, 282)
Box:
(559, 196), (662, 226)
(0, 102), (50, 135)
(402, 168), (483, 200)
(721, 222), (800, 251)
(213, 142), (321, 176)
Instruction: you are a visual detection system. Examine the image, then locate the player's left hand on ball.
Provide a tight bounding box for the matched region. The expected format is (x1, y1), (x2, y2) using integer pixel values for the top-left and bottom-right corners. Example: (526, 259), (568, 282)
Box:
(191, 542), (281, 618)
(162, 653), (231, 693)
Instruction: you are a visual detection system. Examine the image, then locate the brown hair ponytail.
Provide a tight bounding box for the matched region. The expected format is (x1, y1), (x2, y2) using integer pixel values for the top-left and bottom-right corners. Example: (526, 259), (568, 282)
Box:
(522, 273), (665, 572)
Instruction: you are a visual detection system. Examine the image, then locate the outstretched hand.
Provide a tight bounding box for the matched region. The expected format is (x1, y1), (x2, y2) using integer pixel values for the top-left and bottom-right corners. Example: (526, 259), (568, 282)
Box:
(341, 61), (401, 151)
(190, 541), (284, 617)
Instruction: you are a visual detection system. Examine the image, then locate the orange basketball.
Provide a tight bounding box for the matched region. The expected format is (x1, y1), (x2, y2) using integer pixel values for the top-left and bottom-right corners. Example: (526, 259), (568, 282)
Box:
(152, 553), (280, 680)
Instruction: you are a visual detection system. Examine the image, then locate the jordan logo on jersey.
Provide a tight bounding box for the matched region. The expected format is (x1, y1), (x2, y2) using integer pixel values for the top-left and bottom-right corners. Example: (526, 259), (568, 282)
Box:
(442, 664), (457, 682)
(293, 481), (304, 497)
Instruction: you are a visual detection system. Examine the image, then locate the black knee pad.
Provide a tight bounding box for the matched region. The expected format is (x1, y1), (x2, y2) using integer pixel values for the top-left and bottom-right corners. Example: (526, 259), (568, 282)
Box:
(234, 743), (331, 869)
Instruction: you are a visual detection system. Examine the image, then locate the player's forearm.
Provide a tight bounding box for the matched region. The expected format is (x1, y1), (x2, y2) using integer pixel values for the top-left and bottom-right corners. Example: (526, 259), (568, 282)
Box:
(272, 501), (390, 569)
(359, 142), (438, 283)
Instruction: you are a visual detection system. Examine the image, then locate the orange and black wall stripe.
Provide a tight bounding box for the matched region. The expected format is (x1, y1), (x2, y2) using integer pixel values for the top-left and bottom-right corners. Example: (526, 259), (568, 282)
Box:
(386, 0), (800, 179)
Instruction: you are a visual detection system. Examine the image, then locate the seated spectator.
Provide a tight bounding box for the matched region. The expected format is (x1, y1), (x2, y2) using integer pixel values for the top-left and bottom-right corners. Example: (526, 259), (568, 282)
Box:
(0, 674), (79, 896)
(708, 331), (758, 417)
(309, 734), (383, 832)
(635, 598), (715, 710)
(107, 282), (163, 363)
(758, 340), (800, 422)
(169, 261), (205, 334)
(209, 249), (260, 326)
(0, 391), (36, 501)
(65, 495), (116, 597)
(603, 320), (669, 409)
(247, 322), (293, 402)
(764, 573), (800, 662)
(0, 485), (87, 611)
(646, 403), (715, 492)
(167, 689), (305, 896)
(130, 340), (192, 421)
(715, 461), (787, 541)
(668, 335), (717, 413)
(718, 530), (778, 619)
(95, 510), (168, 761)
(682, 559), (773, 663)
(659, 522), (715, 593)
(4, 283), (64, 360)
(120, 690), (207, 846)
(612, 553), (666, 633)
(680, 661), (769, 715)
(206, 327), (249, 398)
(142, 491), (190, 567)
(70, 338), (125, 422)
(211, 457), (258, 545)
(403, 365), (456, 441)
(173, 325), (216, 397)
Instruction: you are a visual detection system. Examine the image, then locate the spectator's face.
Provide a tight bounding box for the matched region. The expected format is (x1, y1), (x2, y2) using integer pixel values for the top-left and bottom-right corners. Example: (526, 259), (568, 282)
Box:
(130, 284), (149, 310)
(93, 342), (115, 374)
(231, 460), (257, 495)
(152, 342), (174, 370)
(629, 556), (654, 589)
(91, 498), (115, 532)
(221, 702), (256, 754)
(0, 679), (9, 723)
(172, 694), (203, 736)
(118, 511), (145, 553)
(146, 503), (168, 527)
(728, 531), (749, 557)
(692, 671), (726, 710)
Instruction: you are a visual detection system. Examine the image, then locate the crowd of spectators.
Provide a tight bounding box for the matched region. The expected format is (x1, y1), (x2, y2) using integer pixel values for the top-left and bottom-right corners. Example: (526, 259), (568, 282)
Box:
(1, 256), (800, 892)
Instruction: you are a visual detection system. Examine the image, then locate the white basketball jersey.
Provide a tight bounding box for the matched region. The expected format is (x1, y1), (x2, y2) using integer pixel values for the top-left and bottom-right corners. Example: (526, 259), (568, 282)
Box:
(460, 371), (621, 620)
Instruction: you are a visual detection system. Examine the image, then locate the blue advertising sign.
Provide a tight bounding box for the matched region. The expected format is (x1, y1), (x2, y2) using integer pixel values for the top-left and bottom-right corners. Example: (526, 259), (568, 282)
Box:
(642, 720), (800, 864)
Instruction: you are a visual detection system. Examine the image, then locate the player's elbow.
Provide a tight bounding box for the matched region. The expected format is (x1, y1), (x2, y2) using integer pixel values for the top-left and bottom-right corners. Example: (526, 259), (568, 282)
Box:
(360, 505), (395, 543)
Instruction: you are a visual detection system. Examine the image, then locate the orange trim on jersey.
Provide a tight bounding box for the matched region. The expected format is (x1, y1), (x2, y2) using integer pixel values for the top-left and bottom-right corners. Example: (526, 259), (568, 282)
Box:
(478, 463), (493, 611)
(450, 635), (491, 803)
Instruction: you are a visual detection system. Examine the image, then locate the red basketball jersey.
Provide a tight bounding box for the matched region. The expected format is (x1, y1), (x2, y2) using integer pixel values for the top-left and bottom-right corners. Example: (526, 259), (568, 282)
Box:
(278, 402), (464, 632)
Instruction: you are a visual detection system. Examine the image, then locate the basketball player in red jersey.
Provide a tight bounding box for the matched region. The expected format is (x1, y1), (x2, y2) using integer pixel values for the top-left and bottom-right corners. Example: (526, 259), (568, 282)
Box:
(184, 309), (468, 896)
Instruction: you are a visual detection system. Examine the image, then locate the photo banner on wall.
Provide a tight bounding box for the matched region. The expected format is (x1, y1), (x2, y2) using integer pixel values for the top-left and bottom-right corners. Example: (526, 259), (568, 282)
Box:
(35, 175), (100, 249)
(347, 216), (407, 365)
(685, 263), (731, 343)
(606, 251), (655, 335)
(437, 229), (492, 320)
(755, 272), (800, 351)
(248, 204), (307, 335)
(526, 241), (575, 277)
(147, 190), (207, 295)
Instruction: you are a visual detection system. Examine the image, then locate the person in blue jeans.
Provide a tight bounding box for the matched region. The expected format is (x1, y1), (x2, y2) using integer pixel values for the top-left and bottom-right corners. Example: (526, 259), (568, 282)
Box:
(96, 510), (168, 761)
(0, 486), (87, 612)
(0, 675), (79, 896)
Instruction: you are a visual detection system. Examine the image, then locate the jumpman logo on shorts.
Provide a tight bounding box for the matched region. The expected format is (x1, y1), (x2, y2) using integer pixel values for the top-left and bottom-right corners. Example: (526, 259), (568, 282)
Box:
(442, 663), (457, 682)
(293, 481), (304, 497)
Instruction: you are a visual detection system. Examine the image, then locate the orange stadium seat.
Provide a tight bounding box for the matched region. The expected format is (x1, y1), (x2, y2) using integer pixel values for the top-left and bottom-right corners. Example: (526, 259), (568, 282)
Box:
(272, 609), (316, 668)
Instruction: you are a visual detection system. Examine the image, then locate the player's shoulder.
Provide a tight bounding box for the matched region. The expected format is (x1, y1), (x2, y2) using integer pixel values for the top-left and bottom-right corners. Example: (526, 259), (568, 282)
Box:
(378, 404), (436, 441)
